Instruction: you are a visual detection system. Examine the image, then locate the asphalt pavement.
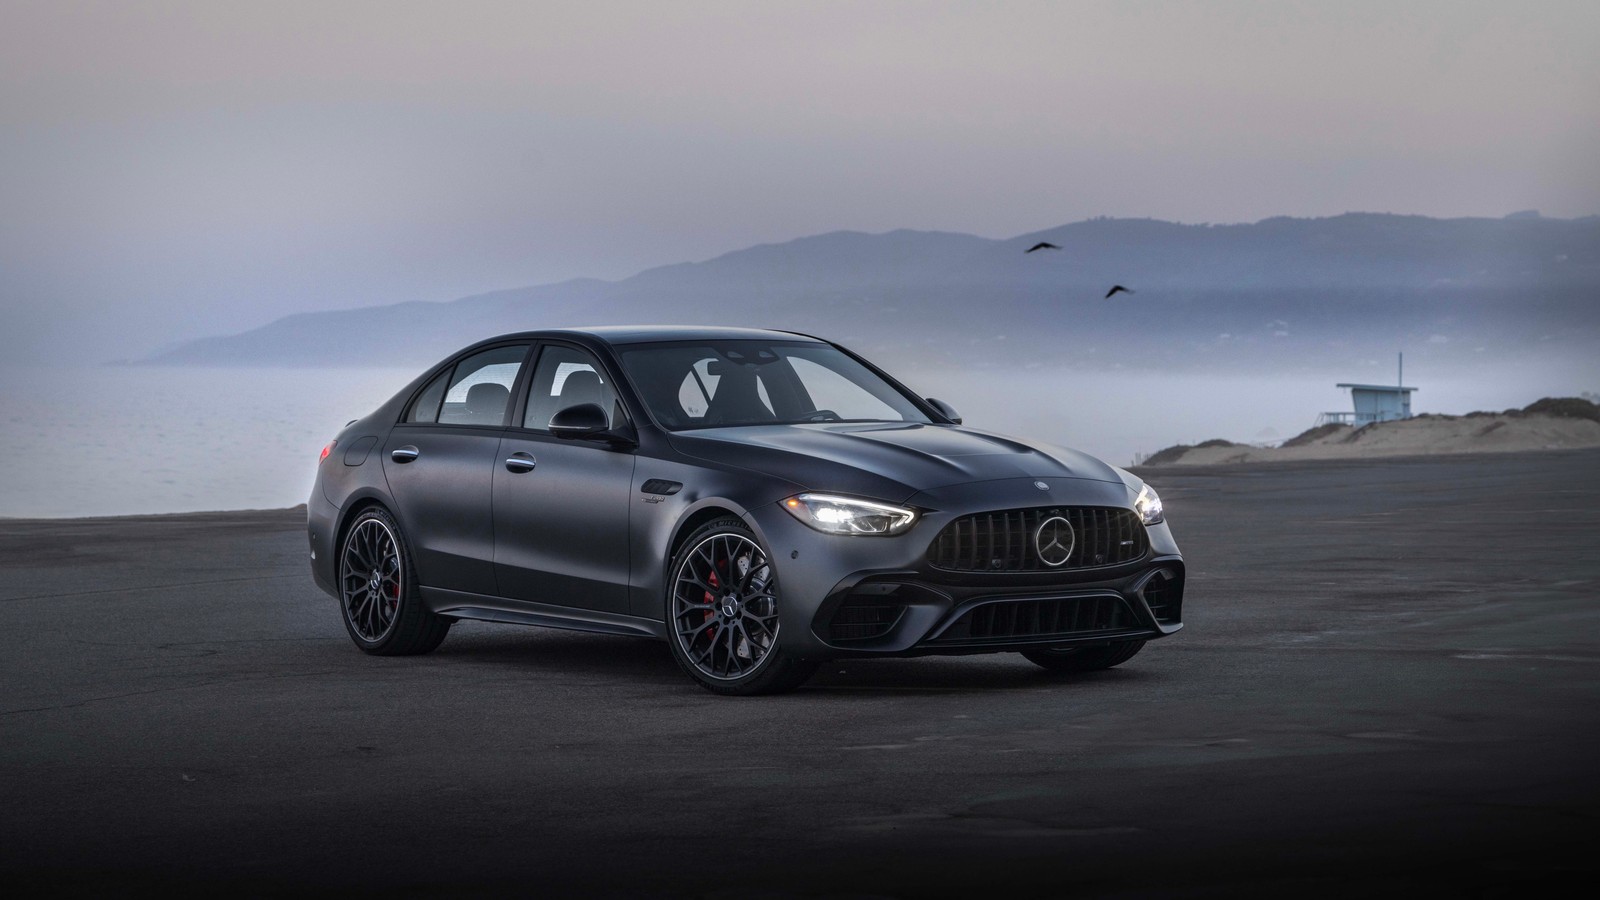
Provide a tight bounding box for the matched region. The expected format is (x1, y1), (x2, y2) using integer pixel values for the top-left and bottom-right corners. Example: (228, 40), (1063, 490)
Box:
(2, 450), (1597, 897)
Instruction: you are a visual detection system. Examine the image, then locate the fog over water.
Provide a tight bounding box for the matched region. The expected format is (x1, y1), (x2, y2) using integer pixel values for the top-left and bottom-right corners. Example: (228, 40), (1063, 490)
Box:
(4, 2), (1598, 366)
(2, 4), (1597, 517)
(3, 354), (1591, 519)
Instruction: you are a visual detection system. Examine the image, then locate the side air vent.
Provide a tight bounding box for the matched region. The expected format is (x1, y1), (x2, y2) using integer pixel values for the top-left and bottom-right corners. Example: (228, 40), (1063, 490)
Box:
(1141, 569), (1185, 624)
(820, 581), (942, 644)
(827, 599), (905, 643)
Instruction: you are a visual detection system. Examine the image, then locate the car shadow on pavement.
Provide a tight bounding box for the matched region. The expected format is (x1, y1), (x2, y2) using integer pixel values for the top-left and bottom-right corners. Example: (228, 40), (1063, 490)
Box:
(808, 656), (1153, 694)
(423, 622), (1154, 696)
(429, 624), (682, 680)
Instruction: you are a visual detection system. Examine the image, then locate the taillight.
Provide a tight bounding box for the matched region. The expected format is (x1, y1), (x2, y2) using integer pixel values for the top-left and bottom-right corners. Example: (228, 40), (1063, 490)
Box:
(319, 440), (337, 463)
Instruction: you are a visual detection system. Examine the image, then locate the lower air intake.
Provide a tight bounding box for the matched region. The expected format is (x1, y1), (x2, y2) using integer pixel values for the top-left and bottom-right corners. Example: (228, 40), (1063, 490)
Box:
(932, 595), (1134, 644)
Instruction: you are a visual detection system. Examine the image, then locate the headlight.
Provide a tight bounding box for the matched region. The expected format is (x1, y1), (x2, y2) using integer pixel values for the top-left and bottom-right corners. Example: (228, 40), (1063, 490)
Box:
(782, 493), (918, 535)
(1134, 483), (1164, 525)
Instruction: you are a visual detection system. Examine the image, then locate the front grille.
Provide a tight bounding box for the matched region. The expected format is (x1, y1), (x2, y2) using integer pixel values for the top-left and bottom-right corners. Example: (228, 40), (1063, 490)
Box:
(932, 595), (1134, 644)
(1141, 569), (1184, 624)
(928, 506), (1148, 573)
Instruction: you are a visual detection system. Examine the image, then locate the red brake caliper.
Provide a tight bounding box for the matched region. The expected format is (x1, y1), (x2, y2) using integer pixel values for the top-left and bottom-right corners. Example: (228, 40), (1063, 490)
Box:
(704, 567), (719, 637)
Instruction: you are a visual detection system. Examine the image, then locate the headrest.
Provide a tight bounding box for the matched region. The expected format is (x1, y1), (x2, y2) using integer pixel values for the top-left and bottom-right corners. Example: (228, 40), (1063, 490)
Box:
(464, 381), (510, 417)
(562, 369), (604, 405)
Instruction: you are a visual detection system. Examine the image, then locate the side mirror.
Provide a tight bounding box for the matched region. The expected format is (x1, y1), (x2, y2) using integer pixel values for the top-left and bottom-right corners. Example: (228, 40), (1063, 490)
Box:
(549, 403), (611, 439)
(926, 397), (962, 425)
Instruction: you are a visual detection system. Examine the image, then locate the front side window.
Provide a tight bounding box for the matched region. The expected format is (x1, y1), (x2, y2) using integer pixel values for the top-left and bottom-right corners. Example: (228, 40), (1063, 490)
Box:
(523, 345), (624, 432)
(411, 344), (527, 427)
(619, 341), (932, 430)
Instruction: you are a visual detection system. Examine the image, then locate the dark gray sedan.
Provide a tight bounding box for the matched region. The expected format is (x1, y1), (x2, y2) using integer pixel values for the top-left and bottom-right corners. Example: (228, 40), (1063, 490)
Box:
(308, 326), (1184, 694)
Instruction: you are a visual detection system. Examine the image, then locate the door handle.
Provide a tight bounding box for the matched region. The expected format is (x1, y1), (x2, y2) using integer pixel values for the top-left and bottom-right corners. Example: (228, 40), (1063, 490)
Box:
(391, 446), (420, 463)
(505, 452), (537, 472)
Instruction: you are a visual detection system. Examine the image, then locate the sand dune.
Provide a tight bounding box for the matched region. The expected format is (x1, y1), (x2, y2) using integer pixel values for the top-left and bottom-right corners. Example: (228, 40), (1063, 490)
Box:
(1146, 398), (1600, 465)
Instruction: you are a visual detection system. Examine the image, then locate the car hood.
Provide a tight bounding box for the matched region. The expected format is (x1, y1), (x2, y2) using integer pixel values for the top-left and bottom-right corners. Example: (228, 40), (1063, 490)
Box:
(667, 422), (1125, 503)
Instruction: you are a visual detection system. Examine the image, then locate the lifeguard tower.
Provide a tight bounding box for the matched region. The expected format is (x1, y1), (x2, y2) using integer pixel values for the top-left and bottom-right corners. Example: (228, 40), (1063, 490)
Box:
(1317, 354), (1417, 426)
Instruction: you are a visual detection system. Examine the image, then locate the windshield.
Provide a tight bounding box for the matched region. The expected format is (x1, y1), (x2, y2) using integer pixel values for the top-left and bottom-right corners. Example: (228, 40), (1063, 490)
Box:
(617, 340), (934, 430)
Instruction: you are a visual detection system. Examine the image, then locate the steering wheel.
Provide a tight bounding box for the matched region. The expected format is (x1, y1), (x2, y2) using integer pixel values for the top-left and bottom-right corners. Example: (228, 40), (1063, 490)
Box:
(798, 409), (843, 423)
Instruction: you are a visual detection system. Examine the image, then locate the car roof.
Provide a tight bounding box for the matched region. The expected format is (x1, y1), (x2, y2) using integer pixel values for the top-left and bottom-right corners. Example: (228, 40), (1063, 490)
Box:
(493, 325), (826, 346)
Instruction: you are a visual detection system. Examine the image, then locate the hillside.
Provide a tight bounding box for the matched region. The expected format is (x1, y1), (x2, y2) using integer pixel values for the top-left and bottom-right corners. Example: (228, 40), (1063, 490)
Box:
(144, 212), (1600, 370)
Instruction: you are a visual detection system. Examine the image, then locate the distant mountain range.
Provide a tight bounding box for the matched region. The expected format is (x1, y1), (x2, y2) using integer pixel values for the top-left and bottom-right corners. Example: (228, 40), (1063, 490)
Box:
(145, 212), (1600, 371)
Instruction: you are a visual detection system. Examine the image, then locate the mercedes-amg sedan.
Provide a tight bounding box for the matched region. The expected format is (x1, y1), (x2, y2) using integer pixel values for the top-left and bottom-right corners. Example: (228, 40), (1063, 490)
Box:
(308, 327), (1184, 694)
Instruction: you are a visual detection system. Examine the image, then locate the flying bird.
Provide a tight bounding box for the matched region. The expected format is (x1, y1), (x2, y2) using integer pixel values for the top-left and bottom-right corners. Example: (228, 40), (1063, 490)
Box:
(1104, 285), (1134, 299)
(1024, 242), (1060, 253)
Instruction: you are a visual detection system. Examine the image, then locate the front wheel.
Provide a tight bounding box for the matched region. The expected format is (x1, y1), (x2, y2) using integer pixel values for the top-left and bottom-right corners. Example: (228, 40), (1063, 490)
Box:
(338, 507), (450, 656)
(1021, 640), (1145, 673)
(665, 517), (818, 695)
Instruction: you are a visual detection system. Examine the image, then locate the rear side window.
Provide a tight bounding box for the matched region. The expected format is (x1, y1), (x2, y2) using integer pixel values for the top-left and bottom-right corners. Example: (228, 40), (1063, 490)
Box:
(407, 345), (528, 426)
(406, 370), (450, 423)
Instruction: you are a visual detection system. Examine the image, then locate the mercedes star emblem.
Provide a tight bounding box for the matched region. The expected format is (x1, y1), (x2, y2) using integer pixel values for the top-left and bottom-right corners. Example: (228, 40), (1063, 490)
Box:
(1034, 516), (1075, 567)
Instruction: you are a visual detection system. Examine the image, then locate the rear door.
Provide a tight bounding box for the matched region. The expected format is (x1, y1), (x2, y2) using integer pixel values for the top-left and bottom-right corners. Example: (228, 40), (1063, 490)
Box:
(492, 342), (635, 614)
(382, 343), (531, 596)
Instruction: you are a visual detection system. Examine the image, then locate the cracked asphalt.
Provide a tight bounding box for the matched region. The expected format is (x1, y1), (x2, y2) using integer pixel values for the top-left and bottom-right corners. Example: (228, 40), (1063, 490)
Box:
(2, 451), (1597, 897)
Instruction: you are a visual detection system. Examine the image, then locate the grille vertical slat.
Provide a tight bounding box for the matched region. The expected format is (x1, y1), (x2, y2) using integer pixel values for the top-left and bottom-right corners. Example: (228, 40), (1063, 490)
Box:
(928, 506), (1148, 572)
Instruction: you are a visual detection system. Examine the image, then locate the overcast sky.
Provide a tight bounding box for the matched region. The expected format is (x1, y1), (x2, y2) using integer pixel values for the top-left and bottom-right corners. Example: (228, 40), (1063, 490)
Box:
(2, 0), (1597, 363)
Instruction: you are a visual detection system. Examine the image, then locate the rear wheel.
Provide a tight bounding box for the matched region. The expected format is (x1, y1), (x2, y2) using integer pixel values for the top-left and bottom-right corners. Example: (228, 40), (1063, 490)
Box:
(665, 517), (817, 695)
(338, 507), (450, 656)
(1021, 640), (1144, 673)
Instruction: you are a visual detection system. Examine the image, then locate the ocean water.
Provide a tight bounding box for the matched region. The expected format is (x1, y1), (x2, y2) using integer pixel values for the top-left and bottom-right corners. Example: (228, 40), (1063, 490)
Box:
(0, 366), (416, 518)
(0, 359), (1590, 518)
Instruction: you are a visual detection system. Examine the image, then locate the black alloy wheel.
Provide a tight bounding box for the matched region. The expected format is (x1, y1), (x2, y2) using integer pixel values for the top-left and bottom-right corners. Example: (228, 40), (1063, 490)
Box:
(666, 517), (817, 695)
(1021, 639), (1145, 673)
(338, 507), (450, 655)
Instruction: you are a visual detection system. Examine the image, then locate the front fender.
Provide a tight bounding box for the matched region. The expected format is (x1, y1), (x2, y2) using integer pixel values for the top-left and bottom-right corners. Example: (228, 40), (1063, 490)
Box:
(625, 456), (801, 620)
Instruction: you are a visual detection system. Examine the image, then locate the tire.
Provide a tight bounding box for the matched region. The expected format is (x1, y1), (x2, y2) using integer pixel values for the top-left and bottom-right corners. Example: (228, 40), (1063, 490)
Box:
(1021, 639), (1145, 674)
(665, 516), (818, 695)
(337, 506), (451, 656)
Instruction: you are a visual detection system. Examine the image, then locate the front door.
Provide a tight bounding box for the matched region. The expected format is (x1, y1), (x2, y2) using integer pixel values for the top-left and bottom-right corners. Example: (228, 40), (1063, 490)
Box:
(493, 343), (635, 614)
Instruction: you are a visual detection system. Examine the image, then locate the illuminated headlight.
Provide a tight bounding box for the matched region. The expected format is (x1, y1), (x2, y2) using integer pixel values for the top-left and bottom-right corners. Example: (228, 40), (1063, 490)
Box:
(782, 493), (918, 535)
(1134, 483), (1164, 525)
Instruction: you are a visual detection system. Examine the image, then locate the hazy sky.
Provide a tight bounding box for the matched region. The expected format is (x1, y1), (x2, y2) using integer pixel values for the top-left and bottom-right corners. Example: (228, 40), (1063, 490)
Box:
(2, 0), (1597, 363)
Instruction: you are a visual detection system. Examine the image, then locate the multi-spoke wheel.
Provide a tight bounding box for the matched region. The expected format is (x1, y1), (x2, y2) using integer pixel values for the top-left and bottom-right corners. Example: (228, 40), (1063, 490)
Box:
(1021, 640), (1144, 674)
(665, 517), (817, 695)
(337, 507), (450, 656)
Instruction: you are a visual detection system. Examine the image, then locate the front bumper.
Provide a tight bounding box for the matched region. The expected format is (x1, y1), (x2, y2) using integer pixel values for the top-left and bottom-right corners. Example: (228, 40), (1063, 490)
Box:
(746, 476), (1184, 660)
